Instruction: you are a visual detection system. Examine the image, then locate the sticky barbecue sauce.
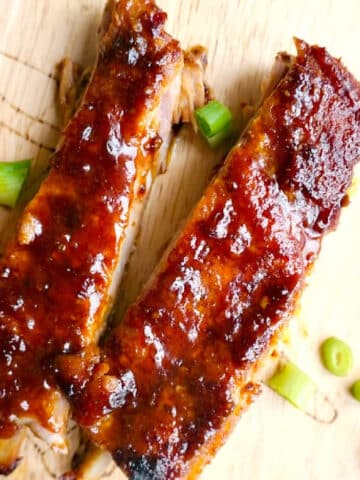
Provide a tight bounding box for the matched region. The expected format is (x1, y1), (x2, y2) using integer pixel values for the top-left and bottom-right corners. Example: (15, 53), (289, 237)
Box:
(62, 41), (360, 479)
(0, 2), (182, 441)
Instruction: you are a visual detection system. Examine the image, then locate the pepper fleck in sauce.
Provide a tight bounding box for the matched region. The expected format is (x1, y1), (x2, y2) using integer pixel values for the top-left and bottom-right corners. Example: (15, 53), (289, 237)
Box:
(58, 40), (360, 479)
(0, 0), (182, 442)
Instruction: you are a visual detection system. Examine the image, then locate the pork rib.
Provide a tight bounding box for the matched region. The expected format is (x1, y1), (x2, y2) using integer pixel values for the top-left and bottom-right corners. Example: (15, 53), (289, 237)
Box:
(57, 40), (360, 479)
(0, 0), (197, 472)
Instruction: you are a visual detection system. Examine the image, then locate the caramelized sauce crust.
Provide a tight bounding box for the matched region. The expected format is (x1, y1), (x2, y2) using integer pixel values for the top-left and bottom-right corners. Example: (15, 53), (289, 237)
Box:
(0, 0), (182, 438)
(59, 40), (360, 479)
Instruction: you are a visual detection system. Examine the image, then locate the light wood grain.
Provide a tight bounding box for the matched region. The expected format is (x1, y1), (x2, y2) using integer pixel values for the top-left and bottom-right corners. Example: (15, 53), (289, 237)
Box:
(1, 1), (360, 479)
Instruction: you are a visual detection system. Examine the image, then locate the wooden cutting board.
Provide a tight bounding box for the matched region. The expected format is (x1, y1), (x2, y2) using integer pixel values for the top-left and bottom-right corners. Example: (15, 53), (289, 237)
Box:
(1, 1), (360, 478)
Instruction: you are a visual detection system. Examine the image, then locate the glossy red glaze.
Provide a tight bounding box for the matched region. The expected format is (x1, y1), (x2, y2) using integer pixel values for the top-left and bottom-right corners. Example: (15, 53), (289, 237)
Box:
(0, 0), (182, 439)
(59, 40), (360, 479)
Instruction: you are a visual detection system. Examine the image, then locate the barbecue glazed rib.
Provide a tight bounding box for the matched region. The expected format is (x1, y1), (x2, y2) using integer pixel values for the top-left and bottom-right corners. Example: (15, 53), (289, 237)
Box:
(0, 0), (210, 473)
(57, 40), (360, 479)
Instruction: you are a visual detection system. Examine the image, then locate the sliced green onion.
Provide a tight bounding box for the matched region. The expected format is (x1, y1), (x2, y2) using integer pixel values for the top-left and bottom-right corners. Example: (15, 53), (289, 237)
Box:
(267, 359), (337, 423)
(350, 380), (360, 402)
(195, 100), (233, 148)
(267, 361), (317, 411)
(206, 125), (235, 149)
(0, 159), (31, 208)
(320, 337), (353, 377)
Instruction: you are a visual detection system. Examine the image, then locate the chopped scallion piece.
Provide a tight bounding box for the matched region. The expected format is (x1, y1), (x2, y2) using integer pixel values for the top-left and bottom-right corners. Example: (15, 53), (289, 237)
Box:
(320, 337), (353, 377)
(0, 159), (31, 208)
(267, 360), (337, 423)
(350, 380), (360, 402)
(195, 100), (233, 148)
(205, 125), (234, 149)
(267, 361), (316, 411)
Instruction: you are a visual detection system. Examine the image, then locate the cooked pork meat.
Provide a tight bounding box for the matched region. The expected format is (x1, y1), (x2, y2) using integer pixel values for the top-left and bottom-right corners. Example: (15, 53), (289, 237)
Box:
(57, 40), (360, 479)
(173, 46), (213, 130)
(57, 58), (92, 128)
(0, 0), (209, 474)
